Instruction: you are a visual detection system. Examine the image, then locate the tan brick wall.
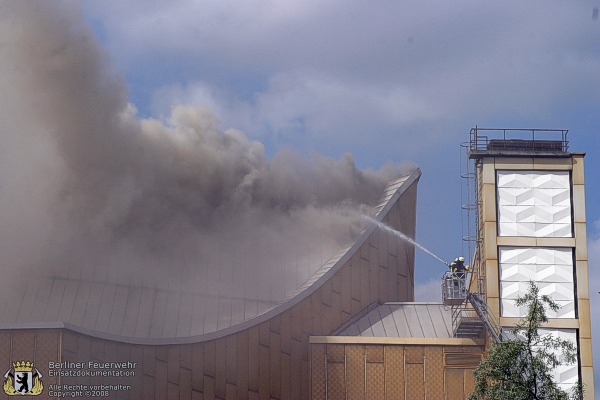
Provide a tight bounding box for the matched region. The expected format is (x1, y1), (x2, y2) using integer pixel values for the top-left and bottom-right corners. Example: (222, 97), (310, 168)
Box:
(310, 343), (482, 399)
(0, 330), (61, 400)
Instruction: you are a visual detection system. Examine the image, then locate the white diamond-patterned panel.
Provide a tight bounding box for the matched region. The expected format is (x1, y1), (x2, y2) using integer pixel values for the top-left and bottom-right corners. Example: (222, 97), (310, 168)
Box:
(538, 328), (579, 390)
(497, 171), (572, 237)
(499, 247), (575, 318)
(497, 187), (535, 206)
(501, 327), (580, 391)
(497, 171), (570, 189)
(500, 247), (573, 281)
(535, 223), (572, 238)
(501, 298), (575, 318)
(501, 281), (574, 301)
(498, 207), (572, 224)
(534, 188), (571, 206)
(500, 247), (572, 265)
(500, 264), (574, 283)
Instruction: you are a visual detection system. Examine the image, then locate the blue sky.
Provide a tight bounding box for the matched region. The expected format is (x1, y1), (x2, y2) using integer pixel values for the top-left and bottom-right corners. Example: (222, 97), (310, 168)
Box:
(79, 1), (600, 392)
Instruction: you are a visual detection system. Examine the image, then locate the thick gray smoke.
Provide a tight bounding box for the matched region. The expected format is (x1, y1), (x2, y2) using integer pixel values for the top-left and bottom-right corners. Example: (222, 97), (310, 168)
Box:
(0, 2), (412, 321)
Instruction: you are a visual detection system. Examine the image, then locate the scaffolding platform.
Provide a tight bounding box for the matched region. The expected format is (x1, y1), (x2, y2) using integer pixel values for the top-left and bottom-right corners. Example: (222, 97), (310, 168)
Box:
(441, 272), (467, 306)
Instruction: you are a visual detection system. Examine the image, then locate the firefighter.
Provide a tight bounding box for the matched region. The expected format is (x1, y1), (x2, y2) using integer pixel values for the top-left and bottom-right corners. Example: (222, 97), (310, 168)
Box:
(449, 257), (469, 279)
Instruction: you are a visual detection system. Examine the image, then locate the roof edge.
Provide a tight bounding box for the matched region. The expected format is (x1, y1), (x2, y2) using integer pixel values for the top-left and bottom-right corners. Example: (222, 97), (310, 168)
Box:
(309, 336), (484, 346)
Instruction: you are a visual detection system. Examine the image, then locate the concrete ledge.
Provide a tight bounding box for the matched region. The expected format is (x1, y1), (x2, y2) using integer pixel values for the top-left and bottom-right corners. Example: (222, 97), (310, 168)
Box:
(496, 237), (575, 247)
(309, 336), (485, 346)
(500, 318), (579, 329)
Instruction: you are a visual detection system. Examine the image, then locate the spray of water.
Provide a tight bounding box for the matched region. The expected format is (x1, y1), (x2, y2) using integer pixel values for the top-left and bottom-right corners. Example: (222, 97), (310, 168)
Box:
(363, 216), (448, 266)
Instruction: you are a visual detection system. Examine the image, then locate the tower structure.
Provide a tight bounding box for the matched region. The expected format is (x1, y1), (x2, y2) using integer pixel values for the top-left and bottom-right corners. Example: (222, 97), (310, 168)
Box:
(467, 128), (594, 396)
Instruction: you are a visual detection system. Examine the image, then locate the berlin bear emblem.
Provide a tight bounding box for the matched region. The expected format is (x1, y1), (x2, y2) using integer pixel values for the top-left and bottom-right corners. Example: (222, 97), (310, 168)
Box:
(3, 361), (44, 396)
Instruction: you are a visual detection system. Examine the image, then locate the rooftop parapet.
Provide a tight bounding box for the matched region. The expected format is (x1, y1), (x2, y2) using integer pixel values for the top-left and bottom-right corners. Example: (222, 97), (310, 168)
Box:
(468, 127), (569, 158)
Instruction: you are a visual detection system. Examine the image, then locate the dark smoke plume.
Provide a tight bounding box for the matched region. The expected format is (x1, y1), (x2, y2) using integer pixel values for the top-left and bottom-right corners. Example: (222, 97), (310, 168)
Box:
(0, 2), (413, 324)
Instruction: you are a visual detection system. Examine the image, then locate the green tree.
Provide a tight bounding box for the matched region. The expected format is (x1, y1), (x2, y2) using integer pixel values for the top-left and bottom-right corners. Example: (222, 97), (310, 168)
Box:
(468, 281), (583, 400)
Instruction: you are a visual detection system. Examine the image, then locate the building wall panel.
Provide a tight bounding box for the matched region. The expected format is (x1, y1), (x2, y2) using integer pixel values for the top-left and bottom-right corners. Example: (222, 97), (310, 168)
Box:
(327, 344), (345, 363)
(269, 330), (281, 399)
(311, 343), (481, 400)
(236, 330), (249, 398)
(367, 345), (384, 363)
(155, 359), (168, 400)
(280, 311), (291, 355)
(290, 339), (303, 400)
(144, 345), (157, 377)
(538, 328), (579, 391)
(167, 381), (180, 400)
(341, 267), (352, 315)
(359, 257), (371, 309)
(0, 331), (9, 368)
(280, 352), (291, 400)
(129, 346), (144, 395)
(167, 345), (180, 384)
(499, 247), (575, 318)
(143, 374), (156, 400)
(366, 362), (385, 400)
(291, 305), (303, 342)
(384, 346), (404, 400)
(258, 344), (269, 399)
(424, 347), (444, 399)
(445, 368), (465, 400)
(378, 226), (390, 267)
(34, 331), (61, 395)
(327, 362), (346, 400)
(346, 345), (365, 398)
(247, 327), (259, 392)
(405, 346), (423, 364)
(311, 344), (326, 400)
(310, 292), (324, 334)
(330, 290), (342, 332)
(497, 170), (572, 237)
(405, 363), (424, 399)
(11, 330), (35, 361)
(203, 375), (215, 400)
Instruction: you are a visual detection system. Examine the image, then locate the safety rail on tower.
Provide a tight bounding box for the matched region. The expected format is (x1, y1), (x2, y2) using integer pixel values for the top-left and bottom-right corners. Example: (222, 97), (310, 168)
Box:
(469, 127), (569, 153)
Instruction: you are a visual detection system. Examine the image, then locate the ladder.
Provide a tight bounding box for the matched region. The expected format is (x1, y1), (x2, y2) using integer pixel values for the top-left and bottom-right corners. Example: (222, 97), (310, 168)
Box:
(443, 274), (503, 343)
(467, 292), (503, 343)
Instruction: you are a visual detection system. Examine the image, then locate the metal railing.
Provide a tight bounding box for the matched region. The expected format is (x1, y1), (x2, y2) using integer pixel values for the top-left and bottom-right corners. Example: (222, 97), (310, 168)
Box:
(442, 272), (468, 306)
(467, 292), (503, 343)
(469, 127), (569, 153)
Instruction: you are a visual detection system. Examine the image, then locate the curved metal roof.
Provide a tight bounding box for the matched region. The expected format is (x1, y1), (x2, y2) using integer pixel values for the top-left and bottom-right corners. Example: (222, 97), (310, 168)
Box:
(0, 168), (421, 344)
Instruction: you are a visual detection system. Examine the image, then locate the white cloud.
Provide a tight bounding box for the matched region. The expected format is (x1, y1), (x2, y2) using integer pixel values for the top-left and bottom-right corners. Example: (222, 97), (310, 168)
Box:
(84, 0), (600, 153)
(414, 278), (443, 302)
(150, 81), (224, 118)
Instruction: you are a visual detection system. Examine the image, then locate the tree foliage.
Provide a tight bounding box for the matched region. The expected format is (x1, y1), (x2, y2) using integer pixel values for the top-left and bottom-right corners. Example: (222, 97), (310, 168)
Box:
(468, 281), (583, 400)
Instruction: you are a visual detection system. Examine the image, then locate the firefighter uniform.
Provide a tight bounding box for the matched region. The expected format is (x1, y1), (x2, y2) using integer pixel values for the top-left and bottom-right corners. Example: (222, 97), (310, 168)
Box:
(449, 257), (469, 279)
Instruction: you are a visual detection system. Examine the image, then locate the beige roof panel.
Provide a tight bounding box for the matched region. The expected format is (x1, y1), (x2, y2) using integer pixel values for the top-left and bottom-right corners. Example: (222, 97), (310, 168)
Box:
(336, 302), (453, 339)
